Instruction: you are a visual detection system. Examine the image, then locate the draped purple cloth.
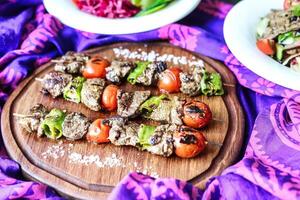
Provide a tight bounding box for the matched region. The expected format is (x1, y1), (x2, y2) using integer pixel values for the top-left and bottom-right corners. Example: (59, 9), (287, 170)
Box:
(1, 0), (300, 199)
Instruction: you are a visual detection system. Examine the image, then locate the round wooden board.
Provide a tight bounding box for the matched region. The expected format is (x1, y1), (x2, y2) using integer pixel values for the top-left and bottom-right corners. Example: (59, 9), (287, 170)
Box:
(1, 43), (244, 200)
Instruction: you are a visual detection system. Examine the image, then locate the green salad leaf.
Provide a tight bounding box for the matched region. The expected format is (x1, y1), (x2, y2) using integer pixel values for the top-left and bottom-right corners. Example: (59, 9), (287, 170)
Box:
(201, 70), (224, 96)
(139, 94), (168, 114)
(276, 44), (284, 61)
(127, 61), (150, 84)
(133, 0), (174, 16)
(63, 76), (85, 103)
(138, 124), (156, 149)
(40, 108), (65, 140)
(292, 5), (300, 16)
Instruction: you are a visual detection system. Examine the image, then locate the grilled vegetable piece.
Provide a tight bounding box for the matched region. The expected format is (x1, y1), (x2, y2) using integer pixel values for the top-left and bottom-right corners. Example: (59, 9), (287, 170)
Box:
(82, 56), (110, 79)
(174, 126), (207, 158)
(87, 119), (110, 143)
(140, 124), (175, 157)
(117, 90), (151, 118)
(40, 108), (66, 140)
(138, 124), (156, 148)
(182, 101), (212, 129)
(127, 61), (150, 85)
(41, 72), (73, 98)
(139, 94), (168, 114)
(143, 96), (184, 125)
(128, 61), (167, 86)
(63, 76), (86, 103)
(81, 78), (106, 111)
(15, 104), (48, 135)
(179, 65), (203, 96)
(200, 70), (224, 96)
(106, 118), (140, 146)
(106, 61), (135, 84)
(53, 51), (90, 74)
(101, 84), (119, 111)
(158, 67), (182, 93)
(62, 112), (90, 140)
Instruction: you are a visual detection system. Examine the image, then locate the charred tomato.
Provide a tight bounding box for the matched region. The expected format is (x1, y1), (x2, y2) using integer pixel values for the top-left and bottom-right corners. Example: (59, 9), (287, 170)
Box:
(182, 101), (212, 129)
(174, 126), (207, 158)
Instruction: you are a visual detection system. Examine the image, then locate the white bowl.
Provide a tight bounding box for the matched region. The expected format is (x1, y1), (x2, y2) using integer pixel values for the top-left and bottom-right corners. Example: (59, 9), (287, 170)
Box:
(224, 0), (300, 91)
(43, 0), (201, 35)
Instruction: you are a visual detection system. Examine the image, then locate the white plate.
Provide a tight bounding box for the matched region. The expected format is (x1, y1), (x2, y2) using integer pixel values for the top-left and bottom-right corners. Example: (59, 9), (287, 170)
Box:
(224, 0), (300, 91)
(43, 0), (201, 35)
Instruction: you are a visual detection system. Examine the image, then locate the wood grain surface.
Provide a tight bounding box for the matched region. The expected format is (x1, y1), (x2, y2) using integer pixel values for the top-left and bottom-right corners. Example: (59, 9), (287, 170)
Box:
(1, 43), (244, 200)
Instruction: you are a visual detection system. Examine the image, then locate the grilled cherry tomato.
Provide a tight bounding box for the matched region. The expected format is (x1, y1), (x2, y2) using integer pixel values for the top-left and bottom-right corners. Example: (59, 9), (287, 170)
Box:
(157, 67), (182, 93)
(82, 56), (110, 79)
(174, 126), (207, 158)
(256, 39), (275, 56)
(102, 84), (119, 111)
(182, 101), (212, 129)
(86, 119), (110, 143)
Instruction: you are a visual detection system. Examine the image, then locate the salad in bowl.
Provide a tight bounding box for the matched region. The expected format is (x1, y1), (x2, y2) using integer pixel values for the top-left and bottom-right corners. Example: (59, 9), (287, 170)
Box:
(256, 0), (300, 71)
(73, 0), (175, 18)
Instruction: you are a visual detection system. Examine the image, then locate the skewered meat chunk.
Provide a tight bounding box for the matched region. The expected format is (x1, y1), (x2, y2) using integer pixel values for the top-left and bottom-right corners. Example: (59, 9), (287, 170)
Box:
(81, 78), (106, 111)
(62, 112), (90, 140)
(16, 104), (48, 134)
(136, 61), (167, 86)
(146, 100), (173, 122)
(41, 72), (73, 98)
(53, 51), (90, 74)
(170, 97), (185, 125)
(146, 124), (175, 157)
(179, 65), (202, 96)
(145, 97), (184, 125)
(106, 118), (140, 146)
(117, 90), (151, 118)
(105, 61), (135, 84)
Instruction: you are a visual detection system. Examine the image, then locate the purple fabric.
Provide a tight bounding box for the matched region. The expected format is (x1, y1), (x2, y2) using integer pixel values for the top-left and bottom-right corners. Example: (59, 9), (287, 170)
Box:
(1, 0), (300, 199)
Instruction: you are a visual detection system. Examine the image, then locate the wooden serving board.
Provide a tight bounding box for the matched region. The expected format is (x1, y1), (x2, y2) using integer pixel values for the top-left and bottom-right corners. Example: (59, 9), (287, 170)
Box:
(1, 43), (244, 200)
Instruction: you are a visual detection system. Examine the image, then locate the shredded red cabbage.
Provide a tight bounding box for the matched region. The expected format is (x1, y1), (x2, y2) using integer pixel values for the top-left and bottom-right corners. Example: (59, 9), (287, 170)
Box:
(73, 0), (140, 18)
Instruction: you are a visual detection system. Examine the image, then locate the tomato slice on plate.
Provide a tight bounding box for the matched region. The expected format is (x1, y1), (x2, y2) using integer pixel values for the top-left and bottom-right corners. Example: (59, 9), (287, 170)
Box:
(256, 39), (275, 56)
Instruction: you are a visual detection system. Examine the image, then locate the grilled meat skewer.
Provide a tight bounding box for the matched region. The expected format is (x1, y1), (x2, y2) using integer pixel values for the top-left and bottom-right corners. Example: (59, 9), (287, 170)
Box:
(16, 105), (207, 158)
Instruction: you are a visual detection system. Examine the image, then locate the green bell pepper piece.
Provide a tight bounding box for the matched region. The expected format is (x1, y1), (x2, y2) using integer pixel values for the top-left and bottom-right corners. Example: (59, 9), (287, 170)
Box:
(63, 76), (85, 103)
(201, 70), (224, 96)
(139, 94), (168, 114)
(138, 124), (156, 149)
(127, 61), (150, 84)
(40, 108), (65, 140)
